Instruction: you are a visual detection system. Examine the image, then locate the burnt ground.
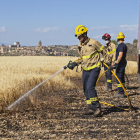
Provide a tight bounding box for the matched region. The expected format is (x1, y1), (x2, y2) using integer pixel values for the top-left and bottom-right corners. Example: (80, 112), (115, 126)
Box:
(0, 75), (140, 140)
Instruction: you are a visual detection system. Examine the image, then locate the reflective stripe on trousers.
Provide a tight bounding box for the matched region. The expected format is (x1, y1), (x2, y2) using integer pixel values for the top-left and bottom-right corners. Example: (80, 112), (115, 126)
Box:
(117, 83), (125, 87)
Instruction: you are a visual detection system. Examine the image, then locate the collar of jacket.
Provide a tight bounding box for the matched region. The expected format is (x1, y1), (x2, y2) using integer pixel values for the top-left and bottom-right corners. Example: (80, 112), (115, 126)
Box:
(105, 42), (111, 47)
(81, 38), (90, 46)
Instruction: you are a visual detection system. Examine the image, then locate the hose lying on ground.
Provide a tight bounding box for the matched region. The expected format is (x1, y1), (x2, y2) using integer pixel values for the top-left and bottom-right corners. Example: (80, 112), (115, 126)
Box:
(95, 62), (131, 111)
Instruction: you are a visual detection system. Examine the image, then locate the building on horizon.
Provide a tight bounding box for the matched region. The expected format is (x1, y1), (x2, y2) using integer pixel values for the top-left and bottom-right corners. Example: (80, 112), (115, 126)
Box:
(9, 42), (20, 48)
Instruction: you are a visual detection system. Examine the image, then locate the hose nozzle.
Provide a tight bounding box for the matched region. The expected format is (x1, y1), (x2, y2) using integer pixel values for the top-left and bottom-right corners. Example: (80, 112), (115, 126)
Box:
(63, 66), (67, 69)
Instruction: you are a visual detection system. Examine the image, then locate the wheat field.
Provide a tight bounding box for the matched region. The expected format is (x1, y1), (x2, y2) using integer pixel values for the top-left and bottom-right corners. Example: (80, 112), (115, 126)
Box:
(0, 56), (138, 111)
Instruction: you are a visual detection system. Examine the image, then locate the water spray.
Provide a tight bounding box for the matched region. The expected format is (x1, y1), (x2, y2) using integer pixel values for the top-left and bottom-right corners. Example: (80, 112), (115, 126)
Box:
(7, 67), (67, 110)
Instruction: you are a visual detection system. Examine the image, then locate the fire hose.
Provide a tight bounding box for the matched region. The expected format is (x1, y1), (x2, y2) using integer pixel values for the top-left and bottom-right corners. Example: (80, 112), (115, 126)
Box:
(96, 62), (131, 111)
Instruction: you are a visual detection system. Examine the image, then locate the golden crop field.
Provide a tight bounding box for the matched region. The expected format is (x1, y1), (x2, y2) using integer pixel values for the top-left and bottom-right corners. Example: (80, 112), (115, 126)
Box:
(0, 56), (138, 111)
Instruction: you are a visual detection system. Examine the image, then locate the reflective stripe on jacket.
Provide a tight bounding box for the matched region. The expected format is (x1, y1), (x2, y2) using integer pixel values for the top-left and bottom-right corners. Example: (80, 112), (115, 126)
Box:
(77, 38), (104, 71)
(103, 42), (116, 63)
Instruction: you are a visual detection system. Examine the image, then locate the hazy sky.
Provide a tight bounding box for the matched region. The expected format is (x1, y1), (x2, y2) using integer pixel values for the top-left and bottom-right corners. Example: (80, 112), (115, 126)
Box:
(0, 0), (139, 46)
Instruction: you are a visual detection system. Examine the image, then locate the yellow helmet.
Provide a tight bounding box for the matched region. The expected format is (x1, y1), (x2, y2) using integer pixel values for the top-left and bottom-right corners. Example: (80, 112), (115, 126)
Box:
(116, 32), (125, 39)
(75, 25), (87, 37)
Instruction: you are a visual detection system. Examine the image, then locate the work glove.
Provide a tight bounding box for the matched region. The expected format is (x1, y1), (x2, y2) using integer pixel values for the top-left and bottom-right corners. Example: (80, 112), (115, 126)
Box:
(67, 60), (78, 70)
(113, 63), (118, 69)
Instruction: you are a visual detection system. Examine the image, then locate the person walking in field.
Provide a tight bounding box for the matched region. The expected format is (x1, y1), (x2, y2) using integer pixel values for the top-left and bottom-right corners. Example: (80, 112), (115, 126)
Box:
(67, 25), (104, 117)
(102, 33), (116, 92)
(113, 32), (127, 98)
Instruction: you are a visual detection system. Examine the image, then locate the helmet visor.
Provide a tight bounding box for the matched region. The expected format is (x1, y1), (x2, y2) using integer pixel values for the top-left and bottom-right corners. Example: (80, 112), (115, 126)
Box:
(102, 36), (106, 40)
(75, 33), (82, 37)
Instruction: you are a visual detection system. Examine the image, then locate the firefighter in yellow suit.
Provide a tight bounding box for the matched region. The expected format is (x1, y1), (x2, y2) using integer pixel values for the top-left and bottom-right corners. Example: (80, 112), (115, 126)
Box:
(102, 33), (116, 92)
(67, 25), (104, 117)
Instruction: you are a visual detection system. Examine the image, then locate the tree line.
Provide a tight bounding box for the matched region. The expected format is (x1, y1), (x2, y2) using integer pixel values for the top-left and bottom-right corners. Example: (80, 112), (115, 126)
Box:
(111, 39), (138, 46)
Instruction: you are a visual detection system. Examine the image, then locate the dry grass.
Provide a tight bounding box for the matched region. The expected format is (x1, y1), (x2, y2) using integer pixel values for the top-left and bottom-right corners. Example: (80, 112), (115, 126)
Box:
(100, 61), (138, 75)
(0, 56), (81, 110)
(0, 56), (137, 111)
(125, 61), (138, 75)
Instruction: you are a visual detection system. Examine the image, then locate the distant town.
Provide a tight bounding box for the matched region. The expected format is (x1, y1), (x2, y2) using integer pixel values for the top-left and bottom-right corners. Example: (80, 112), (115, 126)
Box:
(0, 39), (138, 59)
(0, 41), (78, 56)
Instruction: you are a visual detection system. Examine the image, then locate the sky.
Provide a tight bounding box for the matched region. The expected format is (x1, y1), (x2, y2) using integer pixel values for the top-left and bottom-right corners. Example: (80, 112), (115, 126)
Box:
(0, 0), (139, 46)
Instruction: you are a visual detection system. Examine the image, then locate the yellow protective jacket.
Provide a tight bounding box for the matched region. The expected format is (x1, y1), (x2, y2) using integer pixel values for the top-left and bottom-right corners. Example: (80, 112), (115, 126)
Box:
(77, 38), (104, 71)
(103, 42), (116, 64)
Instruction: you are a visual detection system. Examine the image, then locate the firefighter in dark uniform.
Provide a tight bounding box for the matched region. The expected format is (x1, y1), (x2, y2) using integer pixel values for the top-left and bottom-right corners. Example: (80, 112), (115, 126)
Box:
(102, 33), (116, 92)
(67, 25), (104, 117)
(114, 32), (127, 98)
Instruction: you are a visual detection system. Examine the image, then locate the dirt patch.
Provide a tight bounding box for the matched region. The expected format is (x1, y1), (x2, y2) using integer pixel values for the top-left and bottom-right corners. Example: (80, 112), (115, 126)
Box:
(0, 75), (140, 139)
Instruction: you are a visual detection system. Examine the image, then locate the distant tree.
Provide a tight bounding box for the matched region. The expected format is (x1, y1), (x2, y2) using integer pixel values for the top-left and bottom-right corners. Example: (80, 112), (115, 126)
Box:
(111, 40), (118, 46)
(133, 39), (138, 44)
(126, 43), (131, 45)
(133, 39), (138, 48)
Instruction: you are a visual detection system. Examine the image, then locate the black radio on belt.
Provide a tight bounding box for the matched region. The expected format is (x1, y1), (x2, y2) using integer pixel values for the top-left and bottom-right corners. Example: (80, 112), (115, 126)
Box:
(78, 46), (82, 52)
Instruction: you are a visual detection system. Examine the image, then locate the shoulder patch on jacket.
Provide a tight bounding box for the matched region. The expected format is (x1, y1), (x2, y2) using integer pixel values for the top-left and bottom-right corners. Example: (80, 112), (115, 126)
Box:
(88, 44), (92, 47)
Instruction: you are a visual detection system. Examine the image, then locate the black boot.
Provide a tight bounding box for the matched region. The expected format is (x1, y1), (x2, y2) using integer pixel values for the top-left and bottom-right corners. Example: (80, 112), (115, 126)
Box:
(84, 104), (94, 115)
(91, 102), (101, 117)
